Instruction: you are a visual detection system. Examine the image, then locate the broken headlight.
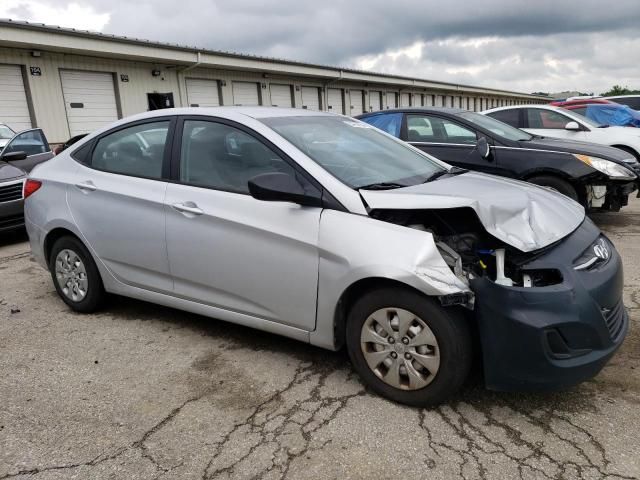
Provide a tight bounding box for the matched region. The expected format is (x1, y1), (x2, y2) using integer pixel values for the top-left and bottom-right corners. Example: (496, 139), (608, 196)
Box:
(573, 154), (637, 180)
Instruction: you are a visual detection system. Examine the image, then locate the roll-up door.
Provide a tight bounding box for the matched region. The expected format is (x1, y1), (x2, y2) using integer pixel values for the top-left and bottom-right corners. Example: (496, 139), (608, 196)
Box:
(412, 94), (423, 107)
(269, 84), (293, 107)
(327, 88), (344, 114)
(60, 70), (119, 136)
(386, 92), (398, 109)
(301, 86), (321, 110)
(232, 81), (260, 105)
(349, 90), (364, 116)
(0, 64), (31, 132)
(185, 78), (220, 107)
(400, 93), (411, 107)
(368, 91), (382, 111)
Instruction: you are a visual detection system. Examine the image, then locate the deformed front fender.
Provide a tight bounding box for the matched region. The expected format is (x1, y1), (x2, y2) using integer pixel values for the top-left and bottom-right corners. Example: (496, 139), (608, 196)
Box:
(310, 209), (471, 350)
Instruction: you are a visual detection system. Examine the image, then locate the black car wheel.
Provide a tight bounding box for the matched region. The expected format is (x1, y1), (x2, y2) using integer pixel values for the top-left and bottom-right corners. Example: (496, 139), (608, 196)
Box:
(49, 236), (105, 313)
(528, 175), (579, 202)
(346, 286), (472, 406)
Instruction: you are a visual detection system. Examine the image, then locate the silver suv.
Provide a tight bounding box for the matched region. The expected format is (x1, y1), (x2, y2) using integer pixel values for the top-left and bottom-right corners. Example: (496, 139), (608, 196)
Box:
(24, 108), (627, 405)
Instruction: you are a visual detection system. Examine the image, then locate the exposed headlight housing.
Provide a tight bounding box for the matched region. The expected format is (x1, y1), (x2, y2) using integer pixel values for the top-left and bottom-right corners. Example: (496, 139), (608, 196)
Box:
(573, 154), (637, 180)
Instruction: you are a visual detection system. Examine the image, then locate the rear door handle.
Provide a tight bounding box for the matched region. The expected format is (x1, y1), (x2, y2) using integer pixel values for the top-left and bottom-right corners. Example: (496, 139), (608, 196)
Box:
(75, 181), (96, 192)
(172, 202), (204, 216)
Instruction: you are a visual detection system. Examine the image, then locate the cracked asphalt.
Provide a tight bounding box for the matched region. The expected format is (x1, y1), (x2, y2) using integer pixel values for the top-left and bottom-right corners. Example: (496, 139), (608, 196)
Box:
(1, 198), (639, 480)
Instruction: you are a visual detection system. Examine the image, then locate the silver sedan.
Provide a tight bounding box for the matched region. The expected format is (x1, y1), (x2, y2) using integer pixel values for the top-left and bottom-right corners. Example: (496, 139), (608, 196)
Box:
(24, 107), (626, 405)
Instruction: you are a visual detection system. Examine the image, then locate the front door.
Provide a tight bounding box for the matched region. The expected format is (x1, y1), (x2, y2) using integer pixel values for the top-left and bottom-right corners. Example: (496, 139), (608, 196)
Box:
(164, 118), (321, 330)
(66, 118), (174, 292)
(523, 108), (587, 140)
(0, 129), (53, 172)
(404, 114), (494, 173)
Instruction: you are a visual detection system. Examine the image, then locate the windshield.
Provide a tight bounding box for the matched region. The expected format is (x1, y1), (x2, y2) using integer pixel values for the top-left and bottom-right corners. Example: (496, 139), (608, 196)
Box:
(0, 125), (15, 140)
(458, 112), (532, 141)
(261, 116), (446, 189)
(566, 110), (605, 128)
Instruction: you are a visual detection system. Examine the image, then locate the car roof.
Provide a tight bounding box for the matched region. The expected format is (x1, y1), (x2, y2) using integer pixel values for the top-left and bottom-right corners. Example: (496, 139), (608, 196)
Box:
(116, 106), (339, 123)
(483, 104), (559, 113)
(604, 95), (640, 99)
(360, 107), (467, 116)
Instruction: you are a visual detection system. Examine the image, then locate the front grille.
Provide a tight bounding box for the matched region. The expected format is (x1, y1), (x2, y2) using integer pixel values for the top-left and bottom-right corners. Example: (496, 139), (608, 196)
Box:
(0, 213), (24, 231)
(603, 300), (627, 342)
(0, 182), (23, 203)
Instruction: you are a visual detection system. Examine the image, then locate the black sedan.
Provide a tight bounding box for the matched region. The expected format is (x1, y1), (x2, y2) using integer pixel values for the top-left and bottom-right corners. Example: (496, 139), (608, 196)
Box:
(357, 108), (640, 211)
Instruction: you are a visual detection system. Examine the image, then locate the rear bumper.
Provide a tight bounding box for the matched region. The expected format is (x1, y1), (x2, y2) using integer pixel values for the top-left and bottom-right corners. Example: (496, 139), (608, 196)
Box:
(471, 219), (627, 391)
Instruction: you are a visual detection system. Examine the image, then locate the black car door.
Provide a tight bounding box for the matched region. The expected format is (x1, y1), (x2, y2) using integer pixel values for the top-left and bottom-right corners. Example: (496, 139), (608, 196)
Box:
(403, 113), (496, 173)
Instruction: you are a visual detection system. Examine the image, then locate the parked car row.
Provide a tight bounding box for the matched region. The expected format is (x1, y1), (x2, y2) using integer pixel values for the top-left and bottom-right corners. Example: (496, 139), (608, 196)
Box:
(16, 106), (629, 406)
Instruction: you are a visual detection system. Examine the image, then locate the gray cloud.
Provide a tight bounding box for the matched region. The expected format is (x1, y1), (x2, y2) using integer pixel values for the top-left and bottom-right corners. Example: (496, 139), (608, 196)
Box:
(7, 0), (640, 93)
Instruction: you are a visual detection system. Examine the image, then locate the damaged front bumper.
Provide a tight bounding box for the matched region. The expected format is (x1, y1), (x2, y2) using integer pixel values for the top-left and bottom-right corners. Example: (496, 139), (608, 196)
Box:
(470, 218), (627, 391)
(587, 180), (638, 211)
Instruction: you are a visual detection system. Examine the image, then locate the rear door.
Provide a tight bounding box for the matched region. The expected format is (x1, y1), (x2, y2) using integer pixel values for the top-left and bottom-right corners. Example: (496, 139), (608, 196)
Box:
(66, 118), (174, 292)
(404, 113), (493, 172)
(164, 117), (321, 330)
(0, 128), (53, 172)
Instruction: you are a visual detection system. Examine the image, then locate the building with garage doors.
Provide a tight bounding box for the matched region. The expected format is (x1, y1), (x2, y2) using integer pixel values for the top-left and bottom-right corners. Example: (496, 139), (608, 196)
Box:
(0, 19), (550, 144)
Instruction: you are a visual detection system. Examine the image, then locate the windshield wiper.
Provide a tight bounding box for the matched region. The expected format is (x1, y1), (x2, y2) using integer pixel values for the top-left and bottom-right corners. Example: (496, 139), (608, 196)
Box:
(422, 167), (466, 184)
(358, 181), (408, 190)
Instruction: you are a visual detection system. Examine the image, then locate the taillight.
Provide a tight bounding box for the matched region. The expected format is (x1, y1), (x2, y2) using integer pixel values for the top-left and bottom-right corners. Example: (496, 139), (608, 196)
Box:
(23, 179), (42, 199)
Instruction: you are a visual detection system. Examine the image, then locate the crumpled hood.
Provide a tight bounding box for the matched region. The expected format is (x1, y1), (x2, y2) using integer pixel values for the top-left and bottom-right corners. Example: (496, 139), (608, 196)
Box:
(359, 172), (585, 252)
(0, 160), (26, 181)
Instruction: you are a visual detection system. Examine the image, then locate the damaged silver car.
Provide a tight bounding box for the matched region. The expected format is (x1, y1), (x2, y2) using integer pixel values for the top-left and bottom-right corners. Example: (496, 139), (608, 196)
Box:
(24, 108), (628, 406)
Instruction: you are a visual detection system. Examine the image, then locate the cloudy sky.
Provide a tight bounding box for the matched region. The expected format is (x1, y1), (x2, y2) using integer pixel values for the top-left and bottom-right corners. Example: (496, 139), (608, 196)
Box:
(3, 0), (640, 94)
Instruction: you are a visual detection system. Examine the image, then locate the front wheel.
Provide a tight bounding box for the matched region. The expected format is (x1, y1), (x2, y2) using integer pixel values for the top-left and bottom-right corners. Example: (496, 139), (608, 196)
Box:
(49, 236), (105, 313)
(346, 287), (472, 406)
(528, 175), (579, 202)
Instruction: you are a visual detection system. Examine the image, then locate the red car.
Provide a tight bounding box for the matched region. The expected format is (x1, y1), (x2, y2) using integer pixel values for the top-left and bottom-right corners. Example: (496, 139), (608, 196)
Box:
(550, 98), (614, 107)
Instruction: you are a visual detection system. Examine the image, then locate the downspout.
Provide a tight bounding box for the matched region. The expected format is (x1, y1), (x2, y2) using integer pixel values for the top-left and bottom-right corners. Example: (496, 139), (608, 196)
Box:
(177, 51), (202, 107)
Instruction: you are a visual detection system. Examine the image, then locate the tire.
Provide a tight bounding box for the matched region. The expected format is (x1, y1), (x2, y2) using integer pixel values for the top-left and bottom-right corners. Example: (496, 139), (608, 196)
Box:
(346, 286), (472, 406)
(49, 235), (105, 313)
(528, 175), (579, 202)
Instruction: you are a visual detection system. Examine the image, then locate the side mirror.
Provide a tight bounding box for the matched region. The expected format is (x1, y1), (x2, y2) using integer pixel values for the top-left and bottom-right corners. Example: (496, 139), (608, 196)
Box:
(565, 121), (581, 131)
(248, 172), (322, 207)
(476, 137), (491, 159)
(1, 151), (28, 161)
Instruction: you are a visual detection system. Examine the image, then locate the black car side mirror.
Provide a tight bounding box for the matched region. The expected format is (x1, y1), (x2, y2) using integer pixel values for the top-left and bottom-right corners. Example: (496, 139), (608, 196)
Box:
(248, 172), (322, 207)
(1, 151), (28, 161)
(476, 137), (490, 159)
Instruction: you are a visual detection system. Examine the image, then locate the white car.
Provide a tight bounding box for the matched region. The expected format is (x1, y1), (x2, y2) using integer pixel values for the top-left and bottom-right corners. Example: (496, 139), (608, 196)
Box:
(482, 105), (640, 160)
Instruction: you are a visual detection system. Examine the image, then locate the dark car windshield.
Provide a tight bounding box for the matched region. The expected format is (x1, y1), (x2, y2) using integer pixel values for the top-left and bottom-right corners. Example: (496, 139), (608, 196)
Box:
(261, 116), (446, 189)
(0, 124), (15, 140)
(459, 111), (532, 141)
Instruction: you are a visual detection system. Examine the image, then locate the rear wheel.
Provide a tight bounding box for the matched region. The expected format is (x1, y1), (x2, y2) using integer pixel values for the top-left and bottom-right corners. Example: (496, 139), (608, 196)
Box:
(528, 175), (579, 202)
(49, 236), (105, 313)
(346, 287), (472, 406)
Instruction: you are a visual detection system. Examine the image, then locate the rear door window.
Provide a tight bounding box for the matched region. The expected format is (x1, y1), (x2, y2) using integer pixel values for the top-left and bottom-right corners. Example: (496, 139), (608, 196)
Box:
(91, 121), (170, 179)
(486, 109), (520, 128)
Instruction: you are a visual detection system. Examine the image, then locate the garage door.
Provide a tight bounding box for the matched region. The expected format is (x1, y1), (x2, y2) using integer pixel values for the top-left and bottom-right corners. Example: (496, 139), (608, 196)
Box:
(349, 90), (364, 116)
(386, 92), (397, 109)
(327, 88), (344, 114)
(60, 70), (119, 137)
(368, 91), (382, 112)
(185, 78), (220, 107)
(269, 84), (293, 107)
(0, 64), (32, 132)
(412, 94), (423, 107)
(400, 93), (411, 107)
(301, 86), (321, 110)
(232, 81), (260, 105)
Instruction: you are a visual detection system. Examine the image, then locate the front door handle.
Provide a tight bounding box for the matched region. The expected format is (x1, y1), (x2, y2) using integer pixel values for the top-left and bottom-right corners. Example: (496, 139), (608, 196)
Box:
(75, 181), (97, 192)
(172, 202), (204, 216)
